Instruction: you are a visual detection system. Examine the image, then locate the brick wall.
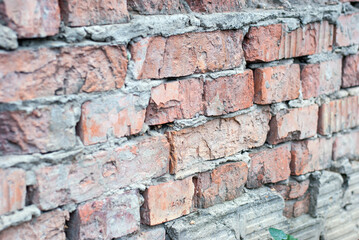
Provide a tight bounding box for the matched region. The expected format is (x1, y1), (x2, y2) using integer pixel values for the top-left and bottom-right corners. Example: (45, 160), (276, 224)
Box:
(0, 0), (359, 239)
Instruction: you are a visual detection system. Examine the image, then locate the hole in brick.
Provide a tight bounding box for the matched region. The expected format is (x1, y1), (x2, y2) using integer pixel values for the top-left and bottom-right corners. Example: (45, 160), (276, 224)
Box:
(25, 185), (35, 206)
(341, 174), (349, 190)
(192, 177), (199, 208)
(65, 211), (78, 240)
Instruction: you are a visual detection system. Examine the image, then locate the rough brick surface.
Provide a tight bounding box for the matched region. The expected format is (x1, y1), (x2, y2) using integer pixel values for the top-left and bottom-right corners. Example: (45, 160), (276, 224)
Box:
(141, 178), (195, 226)
(185, 0), (242, 13)
(267, 105), (319, 144)
(335, 13), (359, 47)
(69, 191), (140, 239)
(243, 22), (333, 62)
(273, 179), (310, 200)
(300, 58), (342, 99)
(318, 96), (359, 135)
(60, 0), (129, 27)
(333, 130), (359, 160)
(195, 161), (248, 208)
(290, 138), (332, 175)
(253, 63), (300, 104)
(0, 45), (128, 103)
(167, 107), (271, 174)
(0, 210), (69, 240)
(131, 30), (244, 79)
(342, 53), (359, 88)
(33, 135), (168, 210)
(247, 144), (291, 188)
(128, 0), (185, 14)
(79, 93), (146, 145)
(0, 0), (60, 38)
(0, 104), (78, 155)
(284, 194), (310, 218)
(0, 168), (26, 215)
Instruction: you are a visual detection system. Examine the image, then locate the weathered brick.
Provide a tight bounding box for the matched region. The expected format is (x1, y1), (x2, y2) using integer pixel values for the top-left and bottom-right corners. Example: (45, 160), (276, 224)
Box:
(145, 78), (204, 125)
(0, 0), (60, 38)
(253, 63), (300, 104)
(195, 161), (248, 208)
(267, 105), (319, 144)
(185, 0), (242, 13)
(243, 22), (333, 62)
(300, 58), (342, 99)
(333, 130), (359, 160)
(0, 210), (69, 240)
(0, 104), (78, 155)
(141, 178), (195, 226)
(284, 194), (310, 218)
(33, 135), (168, 210)
(128, 0), (186, 14)
(60, 0), (129, 27)
(167, 107), (271, 174)
(78, 93), (146, 145)
(69, 191), (140, 239)
(335, 12), (359, 47)
(122, 226), (166, 240)
(342, 53), (359, 88)
(131, 30), (244, 79)
(0, 168), (26, 215)
(0, 45), (128, 103)
(203, 70), (254, 116)
(318, 96), (359, 135)
(290, 138), (332, 175)
(273, 179), (310, 200)
(247, 144), (291, 188)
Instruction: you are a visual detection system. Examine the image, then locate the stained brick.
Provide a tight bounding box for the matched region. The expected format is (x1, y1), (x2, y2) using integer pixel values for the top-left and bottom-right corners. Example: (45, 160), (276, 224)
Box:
(69, 191), (140, 239)
(247, 144), (291, 188)
(273, 179), (310, 200)
(318, 96), (359, 135)
(342, 53), (359, 88)
(195, 161), (248, 208)
(267, 105), (319, 144)
(243, 22), (333, 62)
(0, 104), (78, 155)
(0, 45), (128, 103)
(0, 168), (26, 215)
(128, 0), (186, 14)
(141, 178), (195, 225)
(0, 0), (60, 38)
(131, 30), (244, 79)
(253, 63), (300, 104)
(335, 12), (359, 47)
(300, 58), (342, 99)
(78, 93), (146, 145)
(290, 138), (333, 175)
(0, 210), (69, 240)
(333, 130), (359, 160)
(284, 194), (310, 218)
(60, 0), (129, 27)
(167, 107), (271, 174)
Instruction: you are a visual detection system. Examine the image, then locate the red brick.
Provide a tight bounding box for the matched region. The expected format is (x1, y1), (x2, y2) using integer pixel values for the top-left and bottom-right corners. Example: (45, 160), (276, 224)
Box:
(195, 161), (248, 208)
(79, 93), (146, 145)
(267, 105), (319, 145)
(0, 0), (60, 38)
(318, 96), (359, 135)
(60, 0), (129, 27)
(185, 0), (242, 13)
(342, 53), (359, 88)
(0, 168), (26, 215)
(128, 0), (185, 14)
(33, 135), (169, 210)
(273, 179), (310, 200)
(0, 210), (69, 240)
(70, 191), (140, 239)
(0, 105), (77, 155)
(335, 13), (359, 47)
(141, 178), (195, 225)
(284, 194), (310, 218)
(333, 130), (359, 160)
(203, 70), (254, 116)
(247, 144), (291, 188)
(167, 107), (271, 174)
(145, 78), (204, 125)
(300, 58), (342, 99)
(290, 138), (332, 175)
(131, 30), (244, 79)
(0, 45), (128, 103)
(243, 22), (333, 62)
(253, 63), (300, 104)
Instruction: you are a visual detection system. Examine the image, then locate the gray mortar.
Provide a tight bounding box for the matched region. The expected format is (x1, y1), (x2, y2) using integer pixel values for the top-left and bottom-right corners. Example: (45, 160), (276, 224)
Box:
(0, 205), (41, 232)
(0, 25), (18, 50)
